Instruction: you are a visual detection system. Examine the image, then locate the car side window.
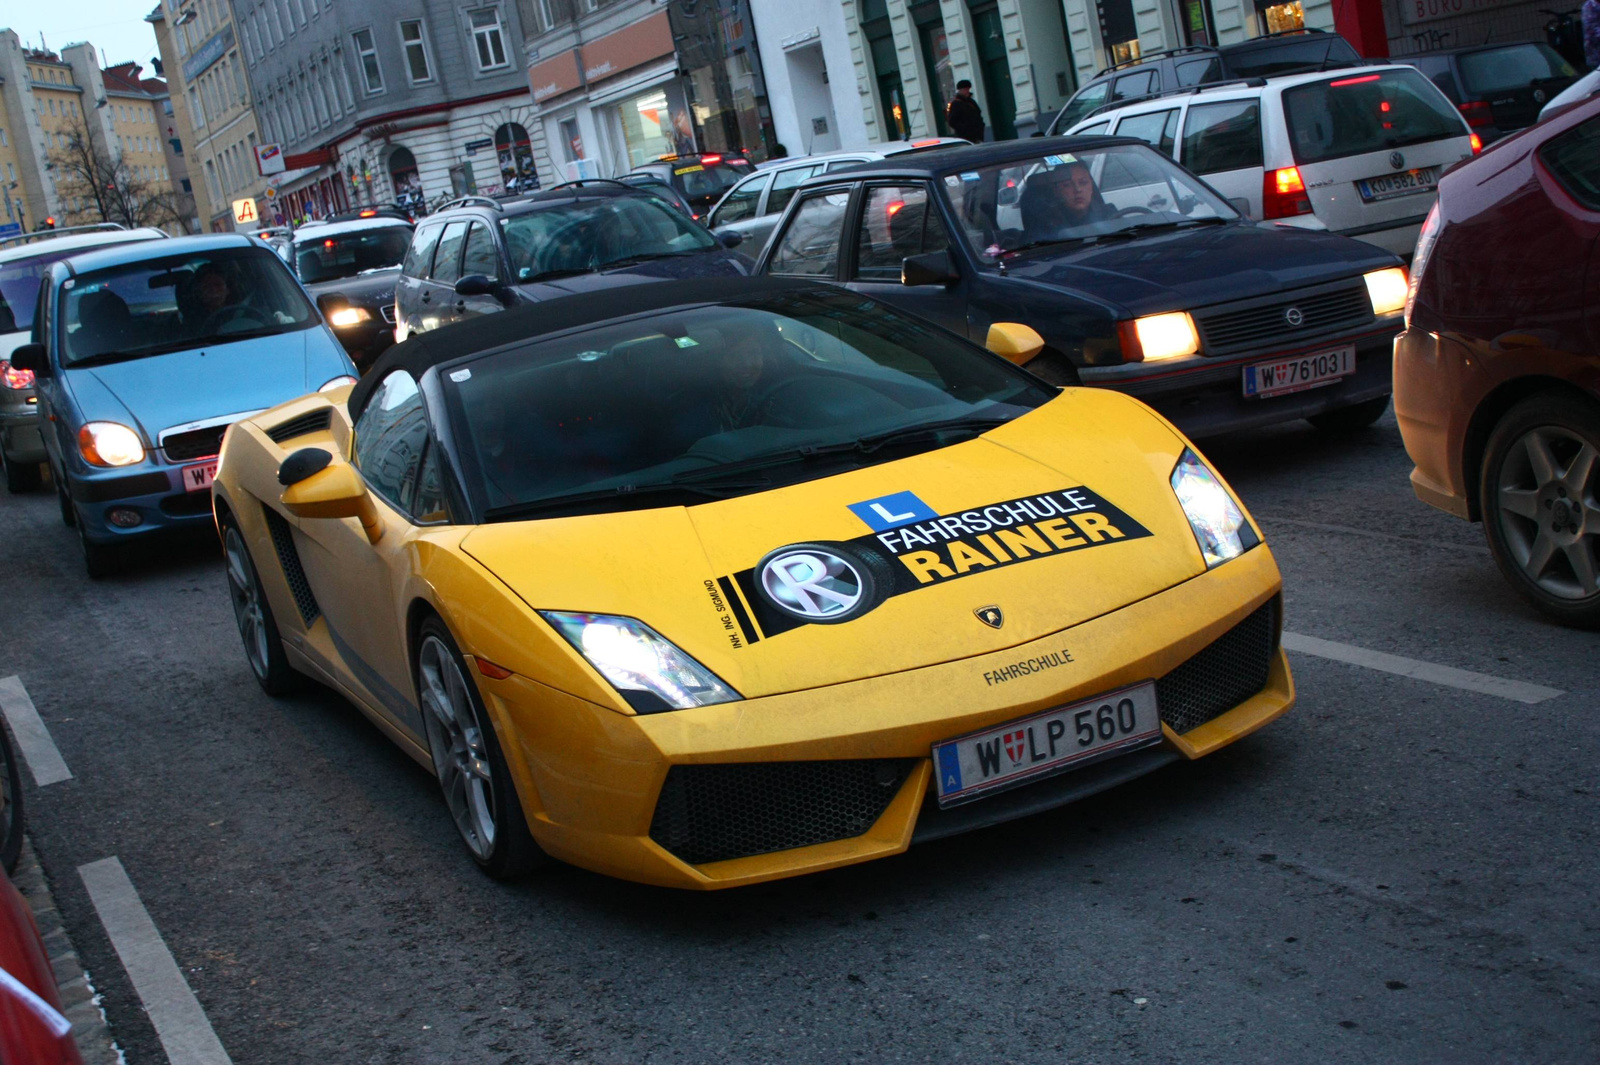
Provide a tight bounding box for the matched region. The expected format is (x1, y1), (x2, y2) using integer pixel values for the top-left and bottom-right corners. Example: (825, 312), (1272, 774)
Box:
(1112, 71), (1157, 102)
(1182, 100), (1264, 175)
(767, 164), (823, 216)
(1056, 82), (1109, 131)
(711, 173), (771, 226)
(354, 371), (433, 514)
(855, 186), (950, 280)
(461, 222), (499, 280)
(402, 224), (443, 277)
(430, 222), (469, 284)
(1115, 108), (1181, 157)
(412, 441), (448, 522)
(1538, 115), (1600, 210)
(1076, 120), (1111, 136)
(767, 190), (851, 277)
(826, 157), (870, 172)
(1176, 58), (1221, 87)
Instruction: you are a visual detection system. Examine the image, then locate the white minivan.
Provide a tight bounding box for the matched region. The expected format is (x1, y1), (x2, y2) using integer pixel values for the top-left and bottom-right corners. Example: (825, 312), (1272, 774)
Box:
(1065, 65), (1477, 257)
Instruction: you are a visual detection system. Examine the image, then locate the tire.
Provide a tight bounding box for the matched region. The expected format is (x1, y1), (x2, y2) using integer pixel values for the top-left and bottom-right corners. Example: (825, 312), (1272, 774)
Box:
(1, 449), (41, 494)
(1480, 394), (1600, 629)
(74, 505), (120, 580)
(414, 616), (546, 878)
(221, 516), (301, 696)
(1306, 395), (1390, 432)
(0, 718), (25, 876)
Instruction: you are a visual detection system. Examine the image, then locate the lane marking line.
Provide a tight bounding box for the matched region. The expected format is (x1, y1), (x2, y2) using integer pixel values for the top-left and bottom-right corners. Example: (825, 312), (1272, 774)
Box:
(1281, 632), (1564, 705)
(0, 676), (72, 785)
(1261, 516), (1487, 553)
(78, 857), (233, 1065)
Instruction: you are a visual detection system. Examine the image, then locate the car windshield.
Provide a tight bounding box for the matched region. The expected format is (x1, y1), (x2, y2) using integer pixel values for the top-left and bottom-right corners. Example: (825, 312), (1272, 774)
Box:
(0, 240), (153, 334)
(58, 246), (317, 367)
(674, 161), (752, 201)
(1282, 68), (1466, 165)
(439, 290), (1055, 519)
(499, 196), (719, 281)
(293, 226), (412, 283)
(943, 142), (1238, 262)
(1459, 43), (1577, 95)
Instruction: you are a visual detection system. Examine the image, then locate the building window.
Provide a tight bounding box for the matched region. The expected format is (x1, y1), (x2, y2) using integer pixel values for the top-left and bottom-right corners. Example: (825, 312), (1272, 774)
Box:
(537, 0), (555, 30)
(470, 9), (508, 70)
(353, 29), (384, 93)
(400, 20), (433, 82)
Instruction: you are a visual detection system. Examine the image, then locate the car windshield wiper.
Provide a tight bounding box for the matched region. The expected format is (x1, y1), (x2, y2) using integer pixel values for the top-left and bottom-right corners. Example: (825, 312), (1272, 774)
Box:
(65, 339), (204, 365)
(998, 237), (1088, 258)
(520, 266), (597, 283)
(596, 250), (705, 271)
(1097, 218), (1231, 241)
(484, 478), (773, 521)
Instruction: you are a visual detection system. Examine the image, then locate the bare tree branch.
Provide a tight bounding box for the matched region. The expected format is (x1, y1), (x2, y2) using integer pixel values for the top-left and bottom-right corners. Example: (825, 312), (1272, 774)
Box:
(47, 107), (168, 230)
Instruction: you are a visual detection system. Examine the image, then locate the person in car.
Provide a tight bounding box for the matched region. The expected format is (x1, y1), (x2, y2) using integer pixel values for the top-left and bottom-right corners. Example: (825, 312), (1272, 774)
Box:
(190, 261), (253, 330)
(711, 328), (772, 432)
(1021, 160), (1112, 238)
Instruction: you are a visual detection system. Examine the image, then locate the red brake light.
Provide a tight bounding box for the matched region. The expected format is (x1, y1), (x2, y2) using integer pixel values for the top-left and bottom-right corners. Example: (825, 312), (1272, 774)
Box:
(700, 154), (722, 165)
(0, 361), (34, 390)
(911, 138), (941, 147)
(1469, 132), (1482, 153)
(1262, 166), (1313, 220)
(324, 239), (335, 247)
(359, 208), (377, 217)
(1458, 101), (1492, 128)
(1328, 74), (1381, 87)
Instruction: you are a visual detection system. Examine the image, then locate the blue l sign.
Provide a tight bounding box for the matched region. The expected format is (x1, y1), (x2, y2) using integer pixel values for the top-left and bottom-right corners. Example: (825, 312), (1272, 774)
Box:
(847, 491), (938, 532)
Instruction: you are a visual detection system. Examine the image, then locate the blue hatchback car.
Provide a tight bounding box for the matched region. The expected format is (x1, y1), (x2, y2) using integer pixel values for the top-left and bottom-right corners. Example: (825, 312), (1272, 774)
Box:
(9, 234), (357, 576)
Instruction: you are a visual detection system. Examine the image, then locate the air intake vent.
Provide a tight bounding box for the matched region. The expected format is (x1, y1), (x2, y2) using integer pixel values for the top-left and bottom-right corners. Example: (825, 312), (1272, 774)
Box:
(163, 424), (227, 462)
(1155, 597), (1278, 734)
(265, 408), (333, 445)
(261, 504), (320, 625)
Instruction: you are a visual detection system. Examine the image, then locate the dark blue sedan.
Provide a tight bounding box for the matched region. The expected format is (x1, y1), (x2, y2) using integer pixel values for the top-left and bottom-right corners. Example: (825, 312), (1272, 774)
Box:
(753, 137), (1410, 438)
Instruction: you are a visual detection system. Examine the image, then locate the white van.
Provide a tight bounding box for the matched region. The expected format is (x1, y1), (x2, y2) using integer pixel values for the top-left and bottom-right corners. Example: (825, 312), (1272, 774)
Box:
(1065, 65), (1476, 257)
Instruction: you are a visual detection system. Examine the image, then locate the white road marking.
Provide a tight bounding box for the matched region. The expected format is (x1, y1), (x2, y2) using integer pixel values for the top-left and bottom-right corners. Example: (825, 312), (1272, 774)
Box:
(0, 675), (72, 785)
(1281, 632), (1564, 704)
(78, 857), (233, 1065)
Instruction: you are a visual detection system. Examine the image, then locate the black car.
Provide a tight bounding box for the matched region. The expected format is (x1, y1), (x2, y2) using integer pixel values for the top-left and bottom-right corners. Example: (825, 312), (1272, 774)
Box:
(753, 137), (1409, 438)
(1047, 29), (1363, 133)
(284, 216), (414, 370)
(625, 152), (757, 219)
(1395, 42), (1580, 145)
(394, 186), (752, 341)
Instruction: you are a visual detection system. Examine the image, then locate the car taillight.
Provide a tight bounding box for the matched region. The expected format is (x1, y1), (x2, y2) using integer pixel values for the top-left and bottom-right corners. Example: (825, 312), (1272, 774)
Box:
(1470, 132), (1483, 153)
(1262, 166), (1312, 219)
(1458, 101), (1493, 128)
(1406, 201), (1441, 326)
(0, 360), (34, 390)
(701, 154), (722, 165)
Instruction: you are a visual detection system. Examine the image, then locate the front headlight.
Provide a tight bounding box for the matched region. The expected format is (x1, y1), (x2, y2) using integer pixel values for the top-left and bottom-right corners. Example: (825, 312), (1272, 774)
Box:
(540, 611), (740, 713)
(1119, 311), (1200, 362)
(327, 306), (371, 328)
(319, 375), (358, 392)
(1171, 449), (1258, 567)
(78, 421), (146, 467)
(1363, 266), (1408, 318)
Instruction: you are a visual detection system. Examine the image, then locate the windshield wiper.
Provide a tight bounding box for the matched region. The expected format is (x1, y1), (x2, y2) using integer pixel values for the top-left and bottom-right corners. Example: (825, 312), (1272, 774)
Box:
(484, 478), (773, 521)
(999, 237), (1087, 258)
(520, 266), (597, 283)
(596, 250), (703, 271)
(66, 339), (203, 365)
(1097, 218), (1230, 241)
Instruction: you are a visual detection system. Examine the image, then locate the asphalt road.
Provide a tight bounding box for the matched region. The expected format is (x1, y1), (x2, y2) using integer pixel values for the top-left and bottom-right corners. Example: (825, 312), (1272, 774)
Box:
(3, 408), (1596, 1065)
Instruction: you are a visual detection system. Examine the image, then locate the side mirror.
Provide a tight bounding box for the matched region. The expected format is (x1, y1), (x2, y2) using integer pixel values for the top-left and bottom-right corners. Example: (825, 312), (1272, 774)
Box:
(985, 322), (1045, 365)
(454, 274), (498, 297)
(279, 456), (383, 544)
(902, 250), (959, 287)
(713, 228), (745, 249)
(7, 343), (47, 376)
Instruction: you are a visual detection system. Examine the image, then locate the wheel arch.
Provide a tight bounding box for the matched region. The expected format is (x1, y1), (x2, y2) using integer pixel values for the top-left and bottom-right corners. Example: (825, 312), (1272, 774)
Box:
(1463, 376), (1599, 521)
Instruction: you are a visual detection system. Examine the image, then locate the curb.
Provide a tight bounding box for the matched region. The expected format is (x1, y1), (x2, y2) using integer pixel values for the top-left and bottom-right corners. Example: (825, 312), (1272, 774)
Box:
(12, 840), (123, 1065)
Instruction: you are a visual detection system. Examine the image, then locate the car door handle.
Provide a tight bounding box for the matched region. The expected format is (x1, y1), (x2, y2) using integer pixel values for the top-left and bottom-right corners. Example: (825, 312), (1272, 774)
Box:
(420, 291), (431, 303)
(454, 301), (466, 313)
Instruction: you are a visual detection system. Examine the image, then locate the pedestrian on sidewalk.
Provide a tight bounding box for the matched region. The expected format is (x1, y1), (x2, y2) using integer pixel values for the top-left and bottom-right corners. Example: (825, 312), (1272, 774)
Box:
(947, 80), (985, 143)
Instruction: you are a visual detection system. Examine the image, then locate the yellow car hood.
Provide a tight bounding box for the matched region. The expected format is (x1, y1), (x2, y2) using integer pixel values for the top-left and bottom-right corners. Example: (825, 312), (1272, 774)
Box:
(461, 391), (1215, 699)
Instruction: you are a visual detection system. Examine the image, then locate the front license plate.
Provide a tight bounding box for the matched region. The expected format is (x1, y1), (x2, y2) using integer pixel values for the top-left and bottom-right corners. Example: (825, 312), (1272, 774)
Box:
(1356, 166), (1439, 202)
(1242, 345), (1354, 399)
(182, 461), (218, 493)
(932, 682), (1162, 808)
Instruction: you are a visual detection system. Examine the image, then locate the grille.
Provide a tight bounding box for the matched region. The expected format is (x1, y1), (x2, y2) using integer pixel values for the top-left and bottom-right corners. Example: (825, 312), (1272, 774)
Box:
(163, 424), (227, 462)
(265, 408), (332, 445)
(261, 504), (320, 625)
(1195, 287), (1372, 354)
(1156, 598), (1279, 734)
(380, 304), (397, 324)
(650, 759), (915, 866)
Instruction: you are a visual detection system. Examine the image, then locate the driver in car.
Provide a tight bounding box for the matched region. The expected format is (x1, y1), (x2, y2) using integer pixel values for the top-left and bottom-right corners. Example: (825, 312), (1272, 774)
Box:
(711, 329), (772, 432)
(1021, 160), (1113, 239)
(192, 261), (250, 328)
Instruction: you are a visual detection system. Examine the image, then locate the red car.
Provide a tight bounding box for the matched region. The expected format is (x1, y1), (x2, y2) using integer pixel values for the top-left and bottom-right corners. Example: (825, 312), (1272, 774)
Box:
(1394, 95), (1600, 627)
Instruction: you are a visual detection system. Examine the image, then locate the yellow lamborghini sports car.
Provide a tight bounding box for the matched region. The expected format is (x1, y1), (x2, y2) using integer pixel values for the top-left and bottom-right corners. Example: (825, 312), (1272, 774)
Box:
(212, 278), (1293, 889)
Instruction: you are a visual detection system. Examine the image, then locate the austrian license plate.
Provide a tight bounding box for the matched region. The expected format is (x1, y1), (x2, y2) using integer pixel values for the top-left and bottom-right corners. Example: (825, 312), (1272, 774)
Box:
(1242, 345), (1354, 399)
(932, 682), (1162, 808)
(1356, 166), (1439, 202)
(182, 461), (218, 493)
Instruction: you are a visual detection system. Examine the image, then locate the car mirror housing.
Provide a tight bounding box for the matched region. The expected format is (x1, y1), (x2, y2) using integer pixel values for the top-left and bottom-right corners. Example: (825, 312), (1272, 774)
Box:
(713, 228), (745, 248)
(902, 250), (959, 287)
(986, 322), (1046, 365)
(280, 460), (383, 543)
(7, 343), (47, 376)
(454, 274), (498, 297)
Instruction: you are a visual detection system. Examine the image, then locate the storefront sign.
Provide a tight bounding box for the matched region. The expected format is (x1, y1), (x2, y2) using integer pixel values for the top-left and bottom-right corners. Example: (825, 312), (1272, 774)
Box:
(182, 24), (235, 83)
(464, 138), (494, 154)
(1399, 0), (1517, 24)
(528, 49), (583, 103)
(581, 10), (674, 83)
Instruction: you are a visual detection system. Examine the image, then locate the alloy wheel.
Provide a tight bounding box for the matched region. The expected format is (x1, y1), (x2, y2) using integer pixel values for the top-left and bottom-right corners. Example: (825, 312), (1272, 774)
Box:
(224, 527), (271, 680)
(1493, 425), (1599, 600)
(418, 636), (497, 860)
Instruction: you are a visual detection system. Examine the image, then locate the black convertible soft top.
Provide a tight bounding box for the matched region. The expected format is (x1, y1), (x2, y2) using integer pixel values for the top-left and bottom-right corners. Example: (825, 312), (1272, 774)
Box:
(347, 276), (829, 422)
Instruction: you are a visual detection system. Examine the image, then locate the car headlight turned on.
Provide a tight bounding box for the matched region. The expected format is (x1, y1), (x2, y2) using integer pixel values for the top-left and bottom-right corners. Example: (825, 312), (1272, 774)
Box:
(1117, 311), (1200, 362)
(1363, 266), (1409, 318)
(78, 421), (145, 467)
(540, 611), (741, 713)
(327, 306), (371, 328)
(319, 375), (358, 392)
(1171, 449), (1259, 567)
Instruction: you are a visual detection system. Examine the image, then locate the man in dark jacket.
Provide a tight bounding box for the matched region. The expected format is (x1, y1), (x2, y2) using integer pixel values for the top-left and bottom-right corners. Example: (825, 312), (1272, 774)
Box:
(946, 80), (985, 142)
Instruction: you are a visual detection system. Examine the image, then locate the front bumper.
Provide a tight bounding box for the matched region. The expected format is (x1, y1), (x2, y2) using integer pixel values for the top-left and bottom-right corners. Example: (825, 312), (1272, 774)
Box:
(479, 543), (1291, 889)
(68, 460), (218, 543)
(330, 319), (396, 371)
(1082, 326), (1397, 439)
